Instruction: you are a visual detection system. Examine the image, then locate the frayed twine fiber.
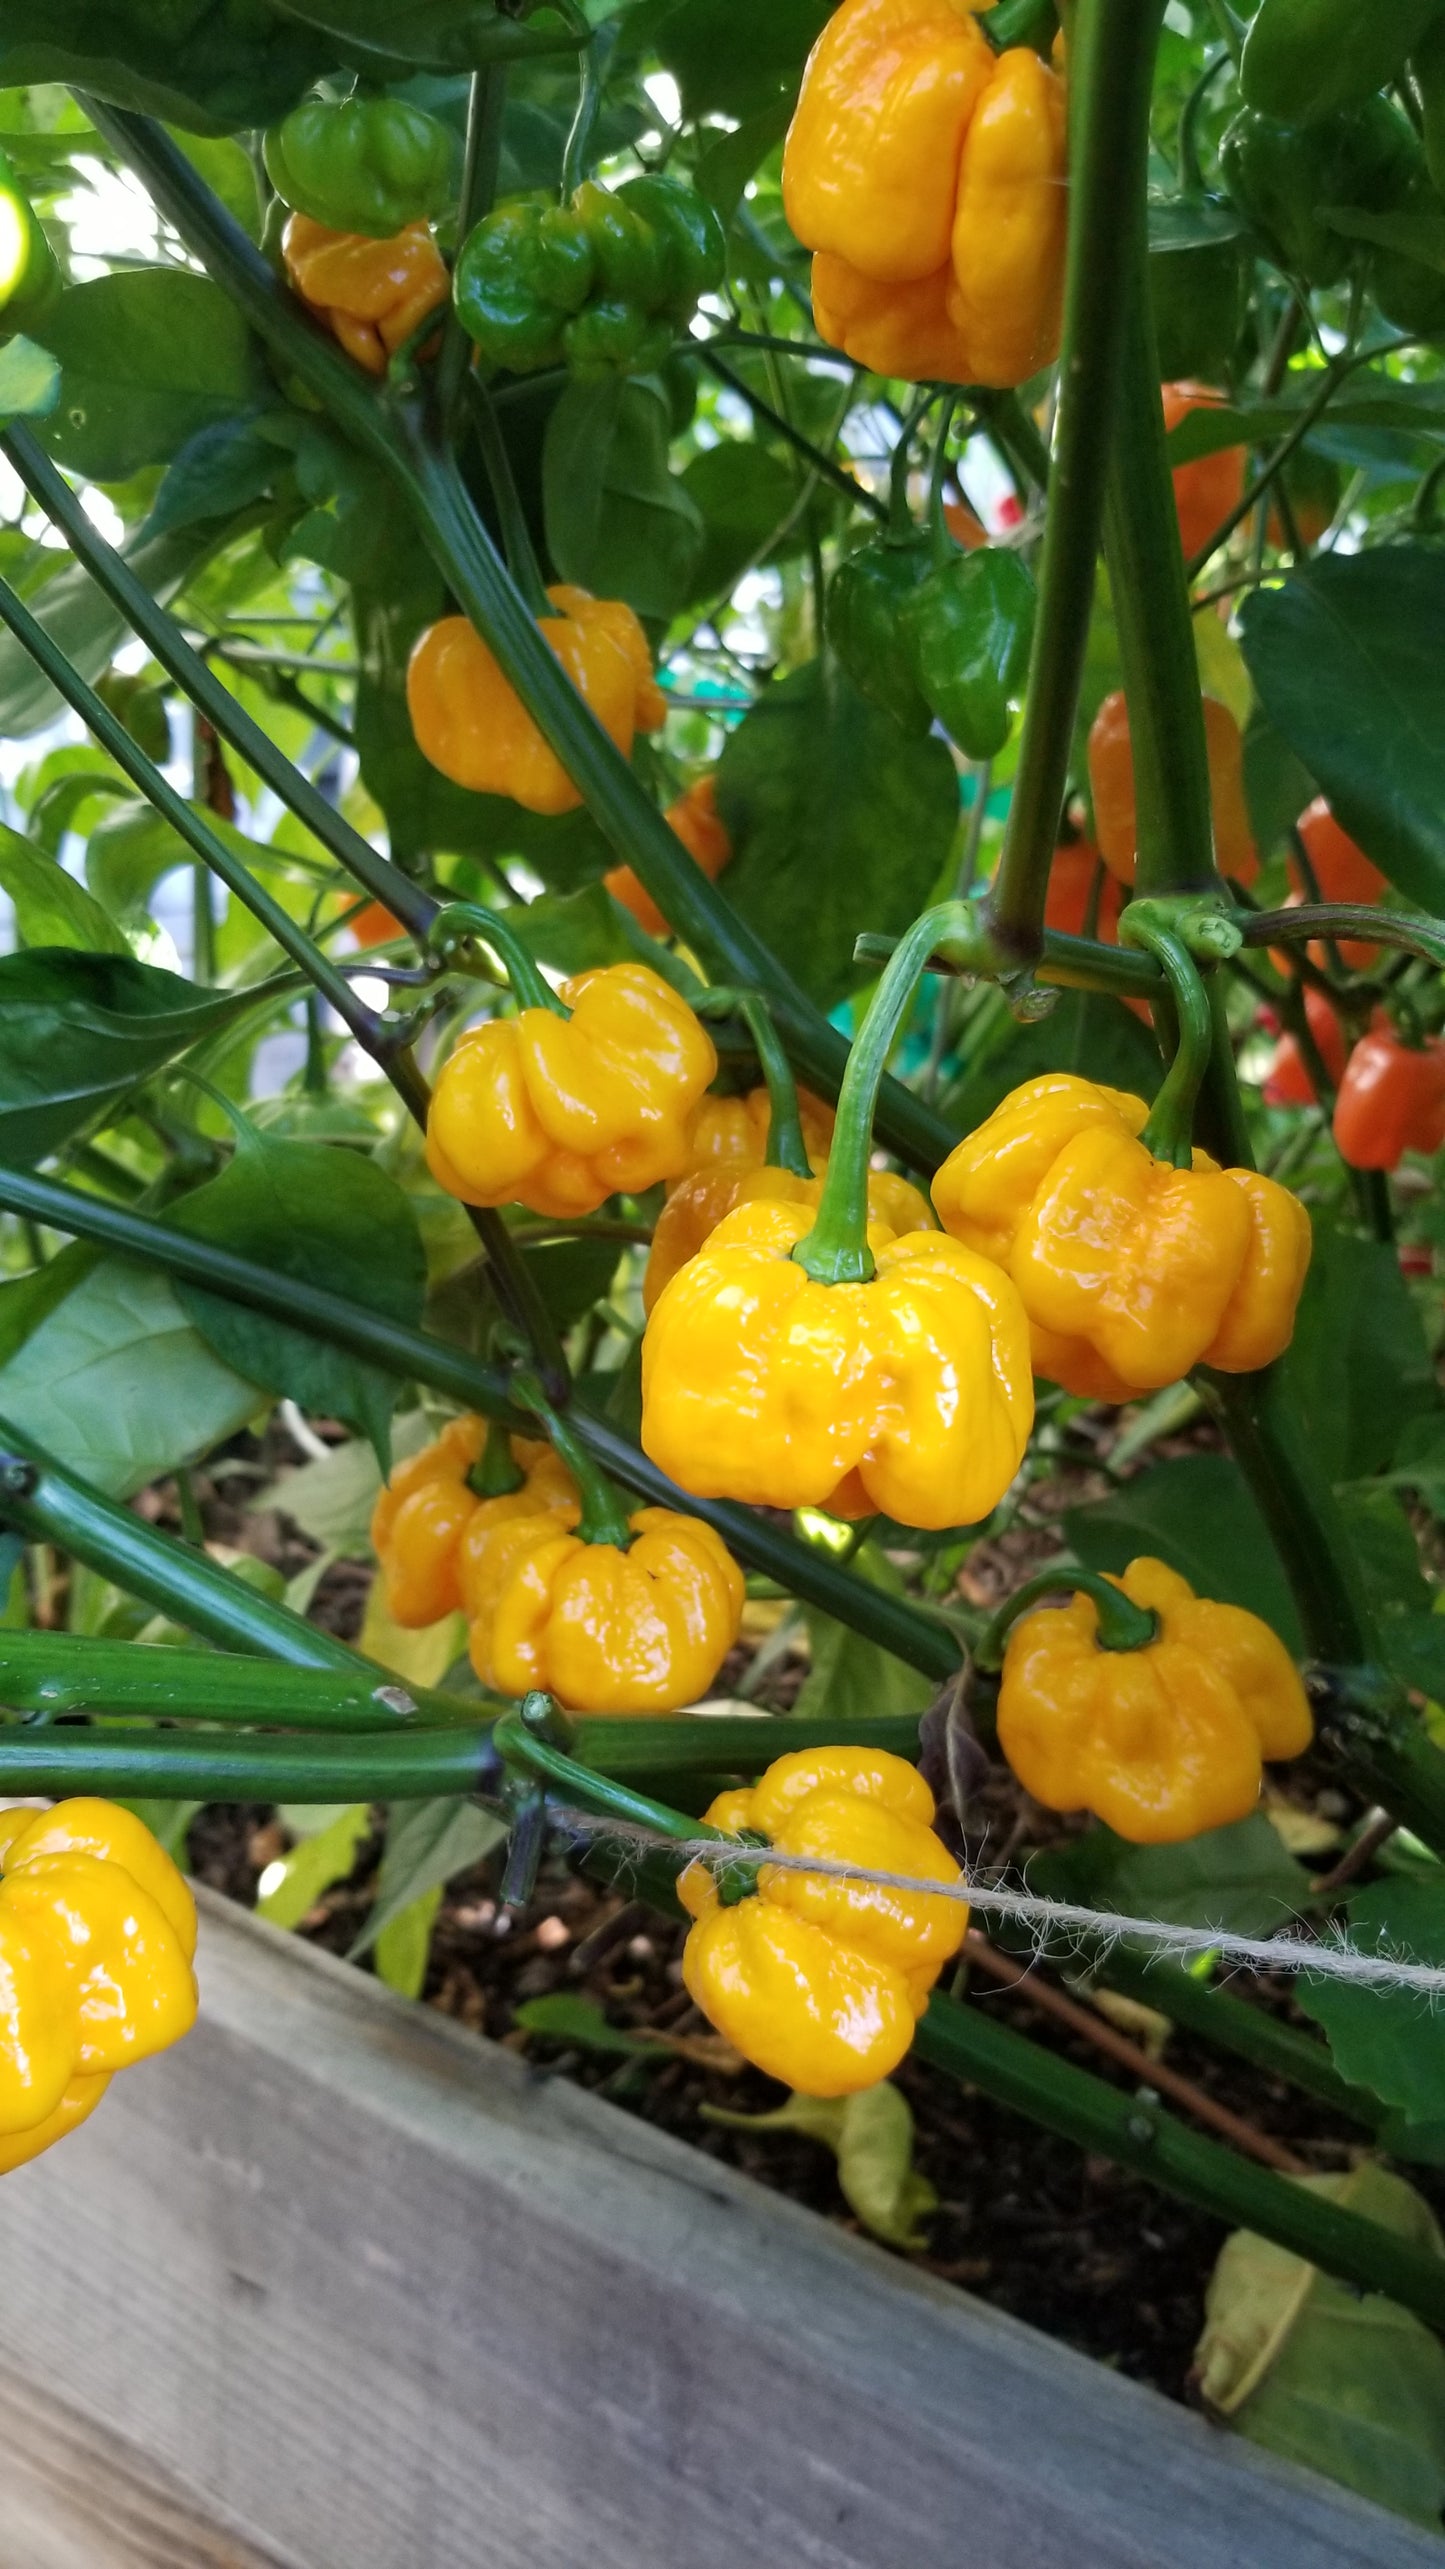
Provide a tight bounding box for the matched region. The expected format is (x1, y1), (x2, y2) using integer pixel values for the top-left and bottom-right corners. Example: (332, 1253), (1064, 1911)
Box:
(557, 1810), (1445, 1998)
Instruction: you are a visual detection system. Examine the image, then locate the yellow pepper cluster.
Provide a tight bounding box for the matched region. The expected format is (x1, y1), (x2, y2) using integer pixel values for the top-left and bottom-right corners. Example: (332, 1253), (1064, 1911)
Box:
(0, 1801), (197, 2175)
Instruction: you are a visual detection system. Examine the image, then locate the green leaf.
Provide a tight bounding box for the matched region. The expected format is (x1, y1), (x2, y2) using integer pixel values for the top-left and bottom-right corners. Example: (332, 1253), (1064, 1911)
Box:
(1166, 378), (1445, 465)
(941, 989), (1161, 1136)
(680, 439), (802, 604)
(1238, 551), (1445, 912)
(1324, 203), (1445, 272)
(1030, 1813), (1312, 1939)
(715, 657), (959, 1009)
(169, 1126), (427, 1467)
(0, 0), (329, 136)
(0, 1256), (261, 1498)
(84, 797), (301, 932)
(269, 0), (566, 73)
(513, 1993), (663, 2056)
(0, 518), (224, 740)
(705, 2082), (936, 2249)
(543, 376), (703, 623)
(258, 1805), (372, 1932)
(1297, 1878), (1445, 2127)
(695, 101), (792, 226)
(654, 0), (830, 118)
(373, 1886), (442, 1998)
(1280, 1228), (1438, 1484)
(0, 334), (58, 422)
(1065, 1453), (1303, 1651)
(351, 1796), (506, 1960)
(0, 826), (128, 954)
(1197, 2164), (1445, 2529)
(0, 1239), (97, 1370)
(35, 272), (259, 483)
(1241, 713), (1315, 860)
(794, 1551), (935, 1726)
(1380, 1611), (1445, 1701)
(1147, 192), (1246, 252)
(0, 948), (268, 1169)
(144, 410), (285, 542)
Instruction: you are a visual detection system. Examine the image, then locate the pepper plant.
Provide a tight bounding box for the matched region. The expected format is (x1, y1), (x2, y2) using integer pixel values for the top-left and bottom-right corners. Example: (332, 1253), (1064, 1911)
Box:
(0, 0), (1444, 2518)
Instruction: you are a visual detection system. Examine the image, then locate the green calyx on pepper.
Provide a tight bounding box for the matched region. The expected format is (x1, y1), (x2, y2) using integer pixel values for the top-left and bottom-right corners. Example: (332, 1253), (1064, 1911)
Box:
(453, 173), (725, 378)
(262, 93), (457, 238)
(0, 145), (59, 337)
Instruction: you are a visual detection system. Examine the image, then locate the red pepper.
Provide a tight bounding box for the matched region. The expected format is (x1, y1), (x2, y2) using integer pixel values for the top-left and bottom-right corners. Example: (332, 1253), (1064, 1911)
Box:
(1262, 987), (1348, 1107)
(1333, 1027), (1445, 1169)
(1289, 800), (1387, 970)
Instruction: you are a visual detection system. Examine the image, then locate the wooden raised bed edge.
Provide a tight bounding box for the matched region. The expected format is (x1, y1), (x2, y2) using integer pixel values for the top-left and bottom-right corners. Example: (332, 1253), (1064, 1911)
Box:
(0, 1888), (1436, 2569)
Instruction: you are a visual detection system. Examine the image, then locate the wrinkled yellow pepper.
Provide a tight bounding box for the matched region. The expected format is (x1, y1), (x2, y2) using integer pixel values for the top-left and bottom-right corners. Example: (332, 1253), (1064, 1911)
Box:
(462, 1503), (744, 1713)
(426, 961), (718, 1217)
(371, 1419), (577, 1627)
(997, 1556), (1313, 1842)
(783, 0), (1066, 386)
(0, 1799), (198, 2167)
(407, 587), (666, 815)
(931, 1071), (1312, 1399)
(644, 1158), (933, 1312)
(681, 1746), (966, 2095)
(282, 211), (449, 375)
(681, 1083), (837, 1175)
(641, 1194), (1033, 1528)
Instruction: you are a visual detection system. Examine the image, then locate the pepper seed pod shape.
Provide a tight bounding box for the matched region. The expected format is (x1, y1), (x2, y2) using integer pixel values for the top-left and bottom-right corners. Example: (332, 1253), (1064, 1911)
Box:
(680, 1747), (967, 2096)
(641, 1195), (1034, 1529)
(1332, 1028), (1445, 1171)
(461, 1507), (744, 1713)
(407, 589), (665, 815)
(931, 1072), (1313, 1399)
(784, 0), (1066, 387)
(1087, 689), (1257, 885)
(644, 1158), (933, 1314)
(453, 174), (724, 377)
(827, 535), (935, 734)
(998, 1556), (1313, 1843)
(371, 1421), (578, 1628)
(426, 964), (719, 1218)
(282, 212), (449, 375)
(263, 96), (457, 237)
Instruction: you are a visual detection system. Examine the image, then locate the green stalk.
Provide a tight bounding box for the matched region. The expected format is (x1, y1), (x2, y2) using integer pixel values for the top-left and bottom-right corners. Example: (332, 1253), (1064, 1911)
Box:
(463, 377), (553, 619)
(429, 899), (566, 1014)
(987, 0), (1167, 958)
(0, 1725), (496, 1802)
(976, 1566), (1156, 1667)
(469, 1416), (526, 1500)
(0, 1634), (463, 1729)
(0, 424), (433, 939)
(696, 991), (812, 1177)
(516, 1380), (634, 1549)
(568, 1709), (926, 1774)
(1120, 912), (1215, 1165)
(1239, 907), (1445, 975)
(699, 351), (889, 522)
(438, 64), (507, 437)
(915, 1993), (1445, 2334)
(0, 1164), (958, 1681)
(854, 922), (1165, 1005)
(497, 1694), (764, 1901)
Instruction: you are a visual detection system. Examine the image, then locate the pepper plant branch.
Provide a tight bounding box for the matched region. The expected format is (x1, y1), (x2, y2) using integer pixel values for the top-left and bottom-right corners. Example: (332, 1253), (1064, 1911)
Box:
(0, 1724), (499, 1804)
(1182, 338), (1416, 584)
(0, 1634), (465, 1730)
(853, 923), (1164, 1003)
(698, 348), (889, 520)
(1238, 905), (1445, 973)
(986, 0), (1166, 958)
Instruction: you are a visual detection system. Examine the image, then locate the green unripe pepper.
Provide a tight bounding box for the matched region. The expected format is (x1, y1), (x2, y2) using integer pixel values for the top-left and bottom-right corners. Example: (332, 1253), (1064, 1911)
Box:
(903, 547), (1036, 762)
(827, 537), (934, 734)
(1241, 0), (1444, 126)
(454, 172), (724, 378)
(1149, 231), (1244, 381)
(1220, 98), (1418, 286)
(1412, 18), (1445, 194)
(453, 194), (596, 372)
(262, 95), (457, 238)
(0, 145), (59, 337)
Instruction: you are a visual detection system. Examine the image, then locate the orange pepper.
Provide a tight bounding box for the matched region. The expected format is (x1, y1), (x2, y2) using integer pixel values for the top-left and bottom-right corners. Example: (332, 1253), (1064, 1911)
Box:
(351, 899), (405, 948)
(1262, 987), (1349, 1108)
(282, 212), (448, 375)
(1162, 380), (1245, 566)
(683, 1083), (836, 1175)
(1087, 688), (1257, 886)
(1044, 837), (1124, 941)
(605, 775), (732, 937)
(371, 1420), (577, 1627)
(1333, 1027), (1445, 1171)
(1288, 799), (1387, 970)
(408, 587), (665, 816)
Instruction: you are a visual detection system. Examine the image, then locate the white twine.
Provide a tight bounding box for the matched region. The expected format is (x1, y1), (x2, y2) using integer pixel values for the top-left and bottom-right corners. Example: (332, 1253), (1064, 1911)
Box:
(557, 1810), (1445, 1999)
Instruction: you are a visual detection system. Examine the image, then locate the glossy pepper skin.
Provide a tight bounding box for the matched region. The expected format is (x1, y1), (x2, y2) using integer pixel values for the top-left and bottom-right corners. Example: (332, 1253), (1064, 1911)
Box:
(998, 1557), (1313, 1843)
(453, 175), (725, 377)
(1044, 837), (1124, 942)
(263, 96), (455, 237)
(427, 962), (718, 1218)
(1087, 688), (1257, 885)
(643, 1159), (933, 1313)
(1160, 382), (1245, 565)
(903, 545), (1036, 759)
(1240, 0), (1442, 126)
(1262, 987), (1349, 1108)
(680, 1746), (966, 2096)
(1283, 798), (1386, 969)
(282, 211), (449, 375)
(0, 144), (59, 336)
(604, 775), (732, 937)
(407, 587), (665, 815)
(784, 0), (1066, 387)
(683, 1083), (836, 1176)
(1333, 1028), (1445, 1171)
(931, 1072), (1313, 1399)
(827, 534), (934, 733)
(0, 1799), (197, 2164)
(641, 1194), (1034, 1529)
(462, 1504), (744, 1713)
(371, 1419), (577, 1628)
(1221, 97), (1421, 289)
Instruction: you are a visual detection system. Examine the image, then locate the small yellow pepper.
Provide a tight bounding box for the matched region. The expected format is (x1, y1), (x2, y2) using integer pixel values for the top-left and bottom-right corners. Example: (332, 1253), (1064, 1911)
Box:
(462, 1501), (745, 1713)
(996, 1556), (1313, 1842)
(371, 1418), (576, 1628)
(682, 1082), (836, 1175)
(426, 961), (718, 1217)
(644, 1159), (933, 1312)
(680, 1746), (966, 2095)
(0, 1799), (197, 2165)
(282, 211), (449, 374)
(932, 1070), (1312, 1399)
(605, 775), (733, 937)
(407, 587), (666, 816)
(783, 0), (1066, 386)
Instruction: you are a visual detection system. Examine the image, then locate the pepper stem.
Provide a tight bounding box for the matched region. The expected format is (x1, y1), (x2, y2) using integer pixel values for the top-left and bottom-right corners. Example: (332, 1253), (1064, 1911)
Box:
(977, 1567), (1158, 1670)
(467, 1416), (525, 1499)
(695, 989), (813, 1178)
(886, 392), (931, 541)
(515, 1378), (634, 1549)
(428, 900), (567, 1018)
(497, 1693), (767, 1903)
(1120, 906), (1215, 1168)
(792, 901), (967, 1284)
(927, 393), (960, 572)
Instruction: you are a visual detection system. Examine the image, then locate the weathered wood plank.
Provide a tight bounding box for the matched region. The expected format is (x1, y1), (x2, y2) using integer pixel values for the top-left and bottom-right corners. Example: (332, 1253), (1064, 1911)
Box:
(0, 2362), (292, 2569)
(0, 1889), (1435, 2569)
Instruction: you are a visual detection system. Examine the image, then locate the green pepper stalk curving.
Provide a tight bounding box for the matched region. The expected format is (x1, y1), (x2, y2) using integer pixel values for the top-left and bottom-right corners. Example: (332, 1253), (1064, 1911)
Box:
(513, 1379), (634, 1550)
(496, 1692), (765, 1903)
(428, 899), (567, 1016)
(1118, 908), (1217, 1166)
(694, 990), (813, 1179)
(468, 1415), (527, 1501)
(976, 1568), (1158, 1669)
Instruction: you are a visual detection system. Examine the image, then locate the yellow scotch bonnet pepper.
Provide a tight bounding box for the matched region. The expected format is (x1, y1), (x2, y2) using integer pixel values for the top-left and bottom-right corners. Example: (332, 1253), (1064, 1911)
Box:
(407, 586), (665, 816)
(282, 211), (449, 375)
(371, 1416), (577, 1628)
(994, 1557), (1313, 1842)
(680, 1746), (967, 2095)
(783, 0), (1067, 387)
(0, 1799), (198, 2170)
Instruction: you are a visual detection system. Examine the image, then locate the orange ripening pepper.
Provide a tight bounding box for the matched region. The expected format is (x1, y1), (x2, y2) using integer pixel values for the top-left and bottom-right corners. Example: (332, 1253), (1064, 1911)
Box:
(931, 1071), (1312, 1398)
(350, 899), (405, 948)
(783, 0), (1066, 387)
(461, 1504), (744, 1713)
(282, 212), (448, 375)
(1288, 798), (1388, 969)
(643, 1158), (933, 1313)
(1333, 1027), (1445, 1171)
(998, 1556), (1312, 1842)
(426, 962), (718, 1217)
(683, 1082), (836, 1175)
(371, 1418), (577, 1627)
(1262, 987), (1349, 1108)
(641, 1194), (1034, 1529)
(1043, 837), (1124, 941)
(407, 587), (666, 816)
(680, 1746), (966, 2095)
(1087, 688), (1258, 886)
(1161, 381), (1246, 565)
(605, 775), (732, 937)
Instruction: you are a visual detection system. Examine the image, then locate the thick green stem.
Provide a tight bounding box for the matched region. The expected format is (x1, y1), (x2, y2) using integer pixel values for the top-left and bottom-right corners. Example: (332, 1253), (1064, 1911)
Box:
(0, 1726), (497, 1801)
(1122, 913), (1215, 1165)
(0, 1635), (463, 1729)
(469, 1417), (526, 1499)
(567, 1709), (926, 1774)
(516, 1381), (634, 1549)
(1240, 907), (1445, 974)
(463, 377), (553, 617)
(977, 1567), (1156, 1668)
(854, 922), (1165, 1004)
(497, 1695), (763, 1900)
(987, 0), (1166, 959)
(915, 1993), (1445, 2333)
